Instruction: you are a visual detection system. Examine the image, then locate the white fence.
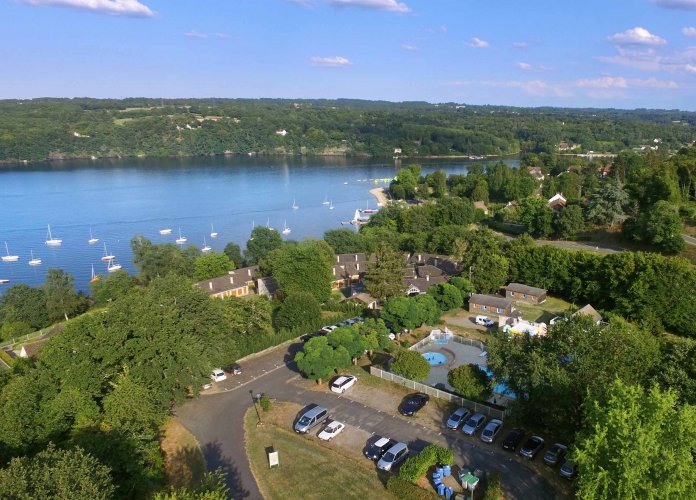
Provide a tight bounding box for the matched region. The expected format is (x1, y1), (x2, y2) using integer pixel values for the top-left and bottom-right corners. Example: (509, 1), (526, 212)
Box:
(370, 366), (508, 419)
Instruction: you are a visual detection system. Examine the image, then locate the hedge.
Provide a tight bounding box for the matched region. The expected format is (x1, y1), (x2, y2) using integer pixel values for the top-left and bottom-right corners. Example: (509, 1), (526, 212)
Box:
(485, 220), (527, 236)
(483, 471), (504, 500)
(386, 477), (438, 500)
(399, 444), (453, 483)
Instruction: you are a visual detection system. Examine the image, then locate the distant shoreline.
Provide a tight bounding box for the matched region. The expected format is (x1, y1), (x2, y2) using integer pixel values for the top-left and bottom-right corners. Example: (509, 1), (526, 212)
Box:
(369, 187), (388, 206)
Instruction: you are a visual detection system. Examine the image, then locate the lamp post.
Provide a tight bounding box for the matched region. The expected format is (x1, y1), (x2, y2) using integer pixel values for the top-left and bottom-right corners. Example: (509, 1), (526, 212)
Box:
(250, 389), (262, 424)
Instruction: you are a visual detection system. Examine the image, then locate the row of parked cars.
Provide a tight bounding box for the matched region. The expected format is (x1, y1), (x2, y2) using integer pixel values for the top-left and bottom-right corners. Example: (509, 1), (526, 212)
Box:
(445, 406), (577, 478)
(301, 317), (366, 342)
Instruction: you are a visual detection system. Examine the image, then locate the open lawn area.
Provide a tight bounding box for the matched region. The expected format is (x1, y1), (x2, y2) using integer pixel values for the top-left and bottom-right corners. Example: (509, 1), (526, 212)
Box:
(244, 403), (397, 500)
(160, 418), (206, 489)
(513, 295), (575, 323)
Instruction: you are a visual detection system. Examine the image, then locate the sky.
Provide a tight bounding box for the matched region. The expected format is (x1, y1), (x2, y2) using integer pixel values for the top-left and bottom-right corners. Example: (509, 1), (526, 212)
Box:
(2, 0), (696, 109)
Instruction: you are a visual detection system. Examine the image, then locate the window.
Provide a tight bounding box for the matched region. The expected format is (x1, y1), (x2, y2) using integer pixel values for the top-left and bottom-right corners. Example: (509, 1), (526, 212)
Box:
(497, 308), (502, 314)
(523, 294), (527, 298)
(481, 305), (487, 310)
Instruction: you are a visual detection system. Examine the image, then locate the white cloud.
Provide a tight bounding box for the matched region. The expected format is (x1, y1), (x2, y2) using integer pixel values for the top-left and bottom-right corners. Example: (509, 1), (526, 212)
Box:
(326, 0), (410, 12)
(185, 31), (231, 39)
(607, 27), (666, 46)
(683, 27), (696, 37)
(401, 44), (418, 52)
(310, 55), (352, 67)
(467, 37), (489, 48)
(512, 41), (528, 49)
(289, 0), (316, 6)
(21, 0), (154, 17)
(633, 77), (678, 89)
(481, 80), (572, 97)
(685, 64), (696, 73)
(575, 76), (677, 90)
(652, 0), (696, 10)
(516, 62), (532, 71)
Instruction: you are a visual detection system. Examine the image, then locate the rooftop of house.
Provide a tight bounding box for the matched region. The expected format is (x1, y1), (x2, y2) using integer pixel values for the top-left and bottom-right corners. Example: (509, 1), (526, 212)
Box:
(506, 283), (547, 296)
(573, 304), (603, 324)
(469, 294), (513, 310)
(195, 265), (258, 294)
(548, 193), (567, 206)
(404, 275), (448, 293)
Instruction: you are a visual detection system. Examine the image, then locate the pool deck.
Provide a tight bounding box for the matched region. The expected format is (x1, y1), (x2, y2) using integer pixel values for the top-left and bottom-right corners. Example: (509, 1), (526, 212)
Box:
(418, 341), (488, 392)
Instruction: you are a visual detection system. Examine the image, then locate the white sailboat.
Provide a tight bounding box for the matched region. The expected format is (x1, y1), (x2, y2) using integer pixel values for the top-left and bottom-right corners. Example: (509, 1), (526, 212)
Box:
(329, 200), (334, 210)
(201, 236), (212, 253)
(0, 279), (9, 285)
(88, 228), (99, 245)
(2, 242), (19, 262)
(266, 218), (276, 231)
(175, 228), (187, 245)
(101, 242), (115, 262)
(107, 261), (122, 273)
(45, 225), (62, 246)
(322, 195), (330, 205)
(159, 228), (173, 235)
(28, 250), (41, 266)
(90, 264), (101, 283)
(210, 224), (218, 238)
(282, 220), (291, 235)
(292, 198), (299, 210)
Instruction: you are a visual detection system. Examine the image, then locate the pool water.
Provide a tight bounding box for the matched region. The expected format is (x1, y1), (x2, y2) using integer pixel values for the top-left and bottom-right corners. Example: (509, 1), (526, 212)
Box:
(479, 365), (517, 399)
(422, 352), (447, 366)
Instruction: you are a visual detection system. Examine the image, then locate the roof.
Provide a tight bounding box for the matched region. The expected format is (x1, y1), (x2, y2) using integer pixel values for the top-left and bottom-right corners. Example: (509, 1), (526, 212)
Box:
(404, 275), (448, 293)
(350, 292), (378, 305)
(18, 338), (50, 359)
(506, 283), (547, 296)
(257, 277), (278, 296)
(573, 304), (603, 323)
(195, 265), (258, 295)
(417, 265), (444, 278)
(469, 294), (513, 310)
(548, 193), (567, 205)
(474, 201), (489, 213)
(335, 253), (375, 264)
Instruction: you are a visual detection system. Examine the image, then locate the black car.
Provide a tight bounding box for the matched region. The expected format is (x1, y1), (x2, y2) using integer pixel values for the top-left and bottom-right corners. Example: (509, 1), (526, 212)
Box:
(519, 435), (545, 459)
(543, 443), (568, 466)
(364, 436), (396, 461)
(502, 428), (526, 451)
(398, 393), (429, 416)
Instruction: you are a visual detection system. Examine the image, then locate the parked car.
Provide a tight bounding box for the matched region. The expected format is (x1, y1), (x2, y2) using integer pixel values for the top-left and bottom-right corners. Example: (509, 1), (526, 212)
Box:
(544, 443), (568, 466)
(321, 325), (338, 334)
(398, 393), (429, 416)
(501, 428), (526, 451)
(294, 405), (329, 433)
(560, 459), (578, 479)
(364, 436), (396, 461)
(519, 435), (545, 459)
(446, 407), (471, 430)
(231, 363), (242, 375)
(475, 315), (495, 327)
(462, 413), (486, 436)
(318, 420), (345, 441)
(377, 442), (409, 471)
(210, 368), (227, 382)
(480, 419), (503, 443)
(331, 375), (357, 394)
(202, 382), (213, 390)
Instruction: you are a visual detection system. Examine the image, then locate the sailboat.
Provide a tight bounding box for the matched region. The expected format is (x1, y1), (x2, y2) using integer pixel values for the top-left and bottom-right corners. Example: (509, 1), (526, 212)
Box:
(266, 218), (276, 231)
(360, 200), (378, 214)
(2, 242), (19, 262)
(0, 279), (9, 285)
(107, 261), (122, 273)
(90, 264), (101, 283)
(88, 228), (99, 245)
(292, 198), (299, 210)
(210, 224), (218, 239)
(45, 225), (62, 246)
(101, 242), (115, 262)
(175, 228), (187, 245)
(322, 195), (330, 205)
(201, 236), (212, 253)
(282, 220), (291, 235)
(28, 250), (41, 266)
(159, 228), (173, 235)
(329, 200), (334, 210)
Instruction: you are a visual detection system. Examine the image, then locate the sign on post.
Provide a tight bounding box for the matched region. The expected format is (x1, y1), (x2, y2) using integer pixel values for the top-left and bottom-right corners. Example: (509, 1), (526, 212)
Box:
(268, 450), (280, 468)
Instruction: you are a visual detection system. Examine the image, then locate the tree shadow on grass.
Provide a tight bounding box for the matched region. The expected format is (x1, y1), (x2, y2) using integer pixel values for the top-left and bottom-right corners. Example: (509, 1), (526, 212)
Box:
(202, 440), (250, 499)
(164, 444), (206, 489)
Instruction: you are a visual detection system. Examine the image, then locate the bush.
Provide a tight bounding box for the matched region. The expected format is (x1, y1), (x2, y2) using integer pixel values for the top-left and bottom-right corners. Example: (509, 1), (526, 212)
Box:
(386, 476), (438, 500)
(448, 364), (492, 400)
(0, 349), (14, 367)
(259, 394), (271, 412)
(485, 220), (527, 235)
(399, 444), (453, 483)
(274, 292), (321, 330)
(483, 471), (504, 500)
(391, 350), (430, 382)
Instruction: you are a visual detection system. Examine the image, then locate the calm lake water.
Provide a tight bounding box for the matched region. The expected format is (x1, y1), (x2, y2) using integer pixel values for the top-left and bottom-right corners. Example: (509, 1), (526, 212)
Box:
(0, 155), (519, 292)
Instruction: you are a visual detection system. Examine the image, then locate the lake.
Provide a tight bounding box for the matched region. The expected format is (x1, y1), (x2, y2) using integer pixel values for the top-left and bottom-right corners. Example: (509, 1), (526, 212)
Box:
(0, 155), (519, 292)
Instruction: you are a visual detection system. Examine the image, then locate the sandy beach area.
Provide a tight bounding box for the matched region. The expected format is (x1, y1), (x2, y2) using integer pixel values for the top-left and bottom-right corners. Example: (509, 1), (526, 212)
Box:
(369, 187), (388, 206)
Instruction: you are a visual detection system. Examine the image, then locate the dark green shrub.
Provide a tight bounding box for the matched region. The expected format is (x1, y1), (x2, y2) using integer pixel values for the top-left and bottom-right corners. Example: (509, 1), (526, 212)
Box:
(386, 476), (438, 500)
(259, 394), (271, 412)
(398, 444), (452, 483)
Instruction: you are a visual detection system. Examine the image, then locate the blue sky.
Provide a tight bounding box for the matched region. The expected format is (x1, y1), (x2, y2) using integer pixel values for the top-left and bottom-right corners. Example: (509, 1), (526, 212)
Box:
(2, 0), (696, 109)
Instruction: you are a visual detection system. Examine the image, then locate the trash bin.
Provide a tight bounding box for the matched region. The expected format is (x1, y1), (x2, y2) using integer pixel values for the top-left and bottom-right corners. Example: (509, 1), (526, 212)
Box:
(443, 464), (451, 477)
(445, 486), (454, 499)
(437, 483), (446, 497)
(436, 466), (444, 477)
(433, 475), (442, 486)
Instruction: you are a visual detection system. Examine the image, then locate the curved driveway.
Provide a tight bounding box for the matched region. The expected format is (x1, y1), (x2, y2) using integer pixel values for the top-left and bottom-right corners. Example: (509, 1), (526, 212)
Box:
(176, 342), (568, 500)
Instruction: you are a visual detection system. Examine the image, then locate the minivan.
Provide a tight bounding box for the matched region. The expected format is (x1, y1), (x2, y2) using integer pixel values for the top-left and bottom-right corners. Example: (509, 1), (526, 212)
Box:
(377, 442), (409, 471)
(294, 405), (328, 433)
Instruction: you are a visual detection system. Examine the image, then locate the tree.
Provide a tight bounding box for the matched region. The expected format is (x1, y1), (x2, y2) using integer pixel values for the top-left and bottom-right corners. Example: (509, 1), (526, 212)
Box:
(363, 243), (405, 300)
(44, 268), (83, 321)
(154, 469), (229, 500)
(391, 350), (430, 381)
(585, 180), (629, 227)
(295, 336), (351, 383)
(223, 295), (274, 338)
(244, 226), (282, 265)
(0, 443), (115, 500)
(471, 179), (489, 203)
(327, 327), (369, 362)
(553, 204), (585, 239)
(223, 242), (245, 268)
(324, 229), (368, 254)
(447, 364), (491, 400)
(266, 241), (333, 303)
(380, 297), (419, 332)
(624, 200), (685, 253)
(131, 237), (196, 283)
(575, 380), (696, 499)
(655, 338), (696, 405)
(90, 270), (133, 305)
(516, 197), (553, 238)
(274, 292), (321, 330)
(449, 277), (476, 297)
(427, 283), (464, 312)
(354, 319), (391, 353)
(193, 252), (235, 281)
(0, 284), (49, 331)
(102, 375), (165, 443)
(412, 294), (441, 326)
(468, 253), (509, 294)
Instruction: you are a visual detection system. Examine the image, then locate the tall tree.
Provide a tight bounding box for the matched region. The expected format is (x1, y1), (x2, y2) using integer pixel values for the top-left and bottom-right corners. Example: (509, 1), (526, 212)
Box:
(44, 268), (83, 321)
(553, 204), (585, 240)
(266, 240), (333, 303)
(0, 284), (49, 330)
(274, 292), (321, 330)
(193, 252), (235, 281)
(222, 242), (245, 269)
(585, 180), (629, 227)
(90, 270), (134, 305)
(363, 243), (405, 300)
(295, 336), (351, 383)
(244, 227), (282, 265)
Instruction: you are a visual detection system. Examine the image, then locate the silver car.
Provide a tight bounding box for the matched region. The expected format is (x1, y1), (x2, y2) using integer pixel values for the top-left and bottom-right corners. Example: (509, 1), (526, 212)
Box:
(446, 407), (471, 430)
(377, 442), (409, 471)
(462, 413), (486, 436)
(480, 419), (503, 443)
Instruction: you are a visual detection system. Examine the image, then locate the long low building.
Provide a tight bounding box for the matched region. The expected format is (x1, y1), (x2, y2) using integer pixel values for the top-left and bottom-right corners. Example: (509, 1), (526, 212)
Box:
(195, 266), (258, 298)
(469, 294), (514, 316)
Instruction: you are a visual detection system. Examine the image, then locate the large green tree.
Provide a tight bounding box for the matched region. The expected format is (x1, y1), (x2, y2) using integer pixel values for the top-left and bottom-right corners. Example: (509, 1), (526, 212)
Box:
(44, 269), (84, 321)
(131, 237), (197, 283)
(274, 292), (321, 330)
(295, 336), (351, 383)
(427, 283), (464, 312)
(448, 364), (491, 400)
(363, 243), (405, 300)
(192, 252), (235, 281)
(0, 284), (49, 331)
(222, 242), (245, 269)
(624, 200), (685, 253)
(391, 350), (430, 382)
(90, 270), (134, 305)
(266, 240), (333, 303)
(245, 227), (283, 265)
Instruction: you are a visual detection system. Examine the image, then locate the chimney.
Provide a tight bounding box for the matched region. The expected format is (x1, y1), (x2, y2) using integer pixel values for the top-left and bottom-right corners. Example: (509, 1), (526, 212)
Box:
(426, 275), (430, 282)
(336, 255), (340, 263)
(418, 254), (421, 262)
(356, 263), (360, 271)
(354, 254), (358, 261)
(333, 267), (336, 276)
(247, 268), (251, 277)
(230, 276), (234, 284)
(209, 282), (213, 290)
(434, 258), (438, 267)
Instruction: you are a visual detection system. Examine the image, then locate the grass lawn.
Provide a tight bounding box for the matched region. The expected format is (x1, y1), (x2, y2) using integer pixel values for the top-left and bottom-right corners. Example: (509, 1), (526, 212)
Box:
(160, 418), (206, 489)
(244, 404), (397, 500)
(513, 296), (575, 323)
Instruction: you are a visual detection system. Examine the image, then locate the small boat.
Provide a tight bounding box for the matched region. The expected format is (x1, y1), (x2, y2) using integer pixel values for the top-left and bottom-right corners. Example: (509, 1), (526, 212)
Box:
(88, 228), (99, 245)
(201, 237), (211, 253)
(292, 199), (299, 210)
(322, 195), (330, 205)
(175, 228), (187, 245)
(0, 279), (9, 285)
(90, 264), (101, 283)
(107, 261), (122, 273)
(210, 224), (218, 239)
(101, 242), (115, 262)
(159, 228), (173, 235)
(282, 220), (291, 235)
(266, 218), (276, 231)
(329, 200), (334, 210)
(343, 182), (348, 185)
(45, 224), (62, 246)
(28, 250), (41, 266)
(2, 242), (19, 262)
(360, 200), (378, 214)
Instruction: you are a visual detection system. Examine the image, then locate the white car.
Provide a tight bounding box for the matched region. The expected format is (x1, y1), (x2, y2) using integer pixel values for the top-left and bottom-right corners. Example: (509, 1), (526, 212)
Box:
(331, 375), (357, 394)
(318, 420), (345, 441)
(475, 315), (495, 327)
(211, 368), (227, 382)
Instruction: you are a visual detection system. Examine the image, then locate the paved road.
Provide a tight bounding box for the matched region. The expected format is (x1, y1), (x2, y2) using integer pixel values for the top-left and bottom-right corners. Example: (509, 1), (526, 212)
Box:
(176, 342), (567, 500)
(683, 233), (696, 246)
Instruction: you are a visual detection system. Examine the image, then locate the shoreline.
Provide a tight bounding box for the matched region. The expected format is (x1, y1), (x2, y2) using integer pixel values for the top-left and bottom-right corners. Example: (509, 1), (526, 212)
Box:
(369, 187), (388, 206)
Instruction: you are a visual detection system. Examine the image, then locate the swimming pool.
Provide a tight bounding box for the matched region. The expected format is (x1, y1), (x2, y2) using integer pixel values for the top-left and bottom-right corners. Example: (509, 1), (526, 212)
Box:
(422, 352), (447, 366)
(479, 365), (517, 399)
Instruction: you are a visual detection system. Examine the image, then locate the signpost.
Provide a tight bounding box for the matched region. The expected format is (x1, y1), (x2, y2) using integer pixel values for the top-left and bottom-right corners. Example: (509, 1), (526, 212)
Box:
(268, 449), (280, 469)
